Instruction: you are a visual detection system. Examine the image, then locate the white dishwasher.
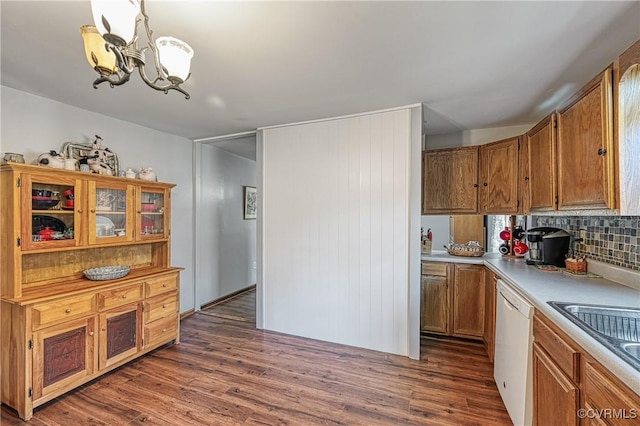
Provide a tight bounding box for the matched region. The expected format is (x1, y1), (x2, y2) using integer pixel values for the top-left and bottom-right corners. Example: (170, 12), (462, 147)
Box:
(494, 279), (534, 426)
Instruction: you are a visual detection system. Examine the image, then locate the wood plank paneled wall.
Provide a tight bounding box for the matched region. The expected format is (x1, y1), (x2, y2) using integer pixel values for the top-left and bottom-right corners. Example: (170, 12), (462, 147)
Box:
(260, 109), (412, 355)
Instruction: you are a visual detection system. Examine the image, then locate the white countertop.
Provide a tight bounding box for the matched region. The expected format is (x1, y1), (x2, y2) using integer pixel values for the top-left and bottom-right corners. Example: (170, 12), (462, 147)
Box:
(422, 250), (640, 396)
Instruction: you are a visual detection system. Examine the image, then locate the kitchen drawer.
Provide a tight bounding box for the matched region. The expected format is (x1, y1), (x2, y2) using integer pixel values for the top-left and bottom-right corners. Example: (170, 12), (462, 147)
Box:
(144, 316), (177, 349)
(31, 294), (96, 330)
(144, 292), (178, 324)
(145, 274), (178, 298)
(421, 262), (448, 277)
(97, 283), (144, 311)
(533, 315), (580, 383)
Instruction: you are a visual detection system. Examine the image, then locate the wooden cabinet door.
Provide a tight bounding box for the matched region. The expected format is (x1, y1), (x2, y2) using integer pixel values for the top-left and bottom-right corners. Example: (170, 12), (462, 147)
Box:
(483, 270), (496, 362)
(420, 274), (450, 334)
(98, 303), (142, 370)
(450, 215), (484, 246)
(527, 113), (557, 211)
(557, 67), (614, 210)
(88, 181), (134, 245)
(518, 133), (530, 214)
(583, 361), (639, 426)
(479, 137), (519, 213)
(32, 316), (97, 402)
(452, 264), (485, 338)
(533, 343), (579, 426)
(423, 147), (478, 214)
(20, 173), (83, 251)
(136, 187), (170, 241)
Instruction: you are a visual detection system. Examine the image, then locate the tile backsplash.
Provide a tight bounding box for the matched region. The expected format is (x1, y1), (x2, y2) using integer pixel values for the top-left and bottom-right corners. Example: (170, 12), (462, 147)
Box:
(535, 216), (640, 271)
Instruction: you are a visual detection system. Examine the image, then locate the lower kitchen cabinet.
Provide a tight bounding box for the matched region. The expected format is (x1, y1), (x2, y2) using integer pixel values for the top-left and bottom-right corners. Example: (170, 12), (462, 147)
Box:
(533, 311), (639, 426)
(420, 261), (485, 340)
(533, 342), (579, 426)
(483, 269), (496, 362)
(452, 264), (486, 338)
(420, 263), (451, 334)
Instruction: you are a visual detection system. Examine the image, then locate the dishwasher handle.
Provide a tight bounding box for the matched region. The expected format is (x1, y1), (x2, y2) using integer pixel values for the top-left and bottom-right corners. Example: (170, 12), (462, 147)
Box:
(497, 279), (533, 318)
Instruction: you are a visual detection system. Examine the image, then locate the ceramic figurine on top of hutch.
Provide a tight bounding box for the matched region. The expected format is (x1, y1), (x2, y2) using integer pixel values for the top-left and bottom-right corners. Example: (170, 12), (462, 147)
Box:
(0, 161), (182, 420)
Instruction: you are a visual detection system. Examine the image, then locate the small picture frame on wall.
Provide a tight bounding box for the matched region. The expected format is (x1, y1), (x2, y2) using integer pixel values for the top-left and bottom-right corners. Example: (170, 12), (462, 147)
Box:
(243, 186), (257, 220)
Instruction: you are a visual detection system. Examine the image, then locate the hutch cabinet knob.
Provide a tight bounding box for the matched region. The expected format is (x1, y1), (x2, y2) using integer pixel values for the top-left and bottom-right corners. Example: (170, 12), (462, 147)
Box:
(598, 148), (607, 155)
(65, 309), (71, 314)
(122, 294), (127, 299)
(89, 332), (94, 336)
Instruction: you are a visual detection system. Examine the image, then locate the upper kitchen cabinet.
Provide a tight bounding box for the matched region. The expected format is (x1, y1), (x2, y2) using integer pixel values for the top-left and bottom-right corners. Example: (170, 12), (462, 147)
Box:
(422, 146), (479, 214)
(616, 39), (640, 215)
(527, 113), (557, 212)
(478, 136), (519, 214)
(556, 66), (615, 210)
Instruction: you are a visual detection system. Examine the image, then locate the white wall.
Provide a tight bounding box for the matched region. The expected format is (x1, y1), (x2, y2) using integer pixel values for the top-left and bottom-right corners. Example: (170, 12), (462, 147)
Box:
(258, 106), (420, 356)
(0, 86), (195, 313)
(421, 215), (451, 249)
(425, 123), (535, 150)
(194, 143), (256, 307)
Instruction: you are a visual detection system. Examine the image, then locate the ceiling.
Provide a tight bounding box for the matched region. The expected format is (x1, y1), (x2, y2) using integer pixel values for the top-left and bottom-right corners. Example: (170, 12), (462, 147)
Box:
(2, 1), (640, 148)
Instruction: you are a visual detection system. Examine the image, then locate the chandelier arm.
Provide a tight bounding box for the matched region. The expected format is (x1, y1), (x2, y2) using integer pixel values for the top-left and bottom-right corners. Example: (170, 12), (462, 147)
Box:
(92, 71), (132, 89)
(139, 0), (165, 80)
(137, 65), (190, 100)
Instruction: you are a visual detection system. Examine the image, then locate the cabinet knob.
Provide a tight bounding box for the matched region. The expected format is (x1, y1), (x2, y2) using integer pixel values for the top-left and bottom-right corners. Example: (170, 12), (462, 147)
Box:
(90, 209), (96, 213)
(102, 327), (106, 332)
(161, 328), (167, 333)
(65, 308), (71, 314)
(162, 304), (167, 309)
(598, 148), (607, 156)
(137, 210), (142, 214)
(122, 294), (127, 299)
(483, 182), (488, 187)
(77, 209), (83, 214)
(473, 183), (479, 188)
(89, 331), (94, 336)
(524, 176), (530, 181)
(162, 284), (167, 288)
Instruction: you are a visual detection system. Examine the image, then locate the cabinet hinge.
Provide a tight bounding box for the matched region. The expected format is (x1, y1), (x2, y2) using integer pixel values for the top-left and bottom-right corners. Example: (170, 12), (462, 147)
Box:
(553, 121), (557, 129)
(28, 388), (33, 398)
(517, 140), (520, 151)
(16, 177), (21, 187)
(555, 195), (559, 205)
(17, 237), (21, 247)
(28, 339), (33, 350)
(517, 200), (520, 208)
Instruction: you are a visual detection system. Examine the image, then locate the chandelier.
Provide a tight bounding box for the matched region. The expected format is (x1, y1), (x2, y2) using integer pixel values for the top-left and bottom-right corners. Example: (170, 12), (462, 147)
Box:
(80, 0), (194, 99)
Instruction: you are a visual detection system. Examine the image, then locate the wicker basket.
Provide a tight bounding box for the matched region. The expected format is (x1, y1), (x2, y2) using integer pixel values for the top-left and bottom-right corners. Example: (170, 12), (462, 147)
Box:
(446, 244), (485, 257)
(565, 258), (587, 273)
(421, 240), (432, 255)
(83, 265), (130, 281)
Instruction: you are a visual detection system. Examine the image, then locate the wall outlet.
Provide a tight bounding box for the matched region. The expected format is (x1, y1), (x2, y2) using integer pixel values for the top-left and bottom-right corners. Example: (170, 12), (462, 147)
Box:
(579, 229), (587, 241)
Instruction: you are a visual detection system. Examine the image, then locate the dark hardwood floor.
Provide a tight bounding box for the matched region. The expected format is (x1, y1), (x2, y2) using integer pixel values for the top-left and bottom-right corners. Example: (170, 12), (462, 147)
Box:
(200, 288), (256, 323)
(2, 305), (510, 425)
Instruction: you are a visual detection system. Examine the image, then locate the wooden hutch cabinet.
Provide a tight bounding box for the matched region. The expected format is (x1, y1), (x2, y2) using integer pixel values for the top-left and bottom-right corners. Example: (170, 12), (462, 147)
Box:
(0, 163), (182, 420)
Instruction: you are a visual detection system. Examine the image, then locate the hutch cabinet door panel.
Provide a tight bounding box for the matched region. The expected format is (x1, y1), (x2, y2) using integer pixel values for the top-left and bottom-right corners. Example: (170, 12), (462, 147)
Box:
(20, 173), (83, 251)
(88, 181), (134, 245)
(99, 304), (142, 370)
(136, 187), (170, 240)
(33, 316), (97, 401)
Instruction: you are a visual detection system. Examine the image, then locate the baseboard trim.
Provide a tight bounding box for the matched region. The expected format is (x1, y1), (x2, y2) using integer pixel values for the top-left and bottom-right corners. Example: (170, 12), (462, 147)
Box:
(180, 309), (195, 320)
(200, 284), (256, 311)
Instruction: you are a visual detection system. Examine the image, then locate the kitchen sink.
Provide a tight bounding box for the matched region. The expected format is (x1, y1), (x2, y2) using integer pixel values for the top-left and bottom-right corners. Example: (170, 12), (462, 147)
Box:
(548, 302), (640, 372)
